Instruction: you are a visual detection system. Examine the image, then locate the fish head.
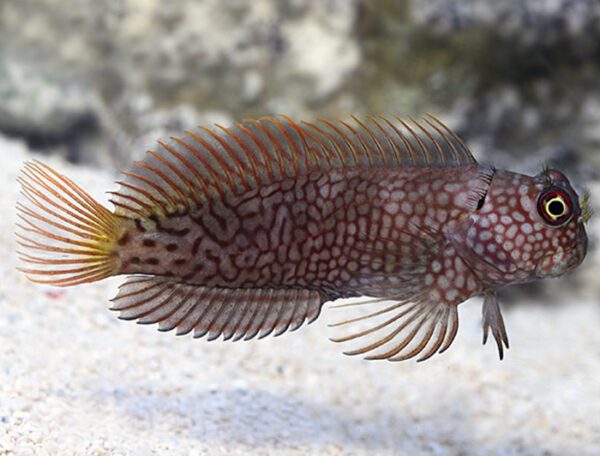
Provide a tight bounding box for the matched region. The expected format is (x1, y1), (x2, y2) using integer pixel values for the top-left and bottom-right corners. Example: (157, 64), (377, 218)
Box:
(457, 168), (588, 284)
(530, 168), (589, 278)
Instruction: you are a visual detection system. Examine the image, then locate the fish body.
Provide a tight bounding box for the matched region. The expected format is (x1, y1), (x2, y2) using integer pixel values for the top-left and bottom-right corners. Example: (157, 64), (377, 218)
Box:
(17, 115), (589, 361)
(118, 166), (488, 299)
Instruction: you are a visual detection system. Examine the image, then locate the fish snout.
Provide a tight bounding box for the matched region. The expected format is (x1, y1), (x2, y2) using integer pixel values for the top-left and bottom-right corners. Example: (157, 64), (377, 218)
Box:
(535, 233), (587, 278)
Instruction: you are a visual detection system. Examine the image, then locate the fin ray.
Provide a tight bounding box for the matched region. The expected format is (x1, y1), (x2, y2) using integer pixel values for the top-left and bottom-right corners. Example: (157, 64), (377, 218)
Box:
(329, 240), (481, 362)
(482, 291), (509, 360)
(16, 161), (122, 287)
(110, 277), (324, 341)
(111, 115), (477, 218)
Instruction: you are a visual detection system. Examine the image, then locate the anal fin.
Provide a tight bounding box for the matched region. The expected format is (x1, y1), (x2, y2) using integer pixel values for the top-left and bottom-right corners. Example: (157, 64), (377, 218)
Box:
(110, 276), (323, 341)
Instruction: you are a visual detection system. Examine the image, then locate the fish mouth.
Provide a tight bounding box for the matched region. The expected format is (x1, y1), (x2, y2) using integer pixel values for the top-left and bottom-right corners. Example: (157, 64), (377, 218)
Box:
(535, 239), (587, 279)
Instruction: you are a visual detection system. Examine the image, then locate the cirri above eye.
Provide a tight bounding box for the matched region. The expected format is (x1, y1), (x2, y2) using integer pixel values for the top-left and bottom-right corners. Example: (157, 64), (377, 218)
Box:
(537, 187), (574, 226)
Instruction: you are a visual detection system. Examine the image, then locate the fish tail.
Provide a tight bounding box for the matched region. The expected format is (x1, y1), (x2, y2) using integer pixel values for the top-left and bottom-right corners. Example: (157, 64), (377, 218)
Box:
(16, 160), (125, 287)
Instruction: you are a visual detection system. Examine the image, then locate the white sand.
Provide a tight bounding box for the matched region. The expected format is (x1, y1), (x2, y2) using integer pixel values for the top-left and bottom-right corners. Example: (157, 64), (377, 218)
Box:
(0, 134), (599, 455)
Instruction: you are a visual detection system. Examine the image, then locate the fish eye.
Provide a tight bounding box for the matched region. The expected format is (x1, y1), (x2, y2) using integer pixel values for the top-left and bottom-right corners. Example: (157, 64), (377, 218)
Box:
(537, 187), (574, 226)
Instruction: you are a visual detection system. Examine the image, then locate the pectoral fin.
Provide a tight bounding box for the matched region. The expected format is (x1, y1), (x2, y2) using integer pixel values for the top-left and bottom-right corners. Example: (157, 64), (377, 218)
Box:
(329, 241), (483, 362)
(329, 297), (459, 362)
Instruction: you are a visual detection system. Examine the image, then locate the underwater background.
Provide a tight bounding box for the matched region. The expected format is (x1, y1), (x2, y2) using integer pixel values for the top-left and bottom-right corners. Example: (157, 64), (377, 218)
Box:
(1, 1), (598, 454)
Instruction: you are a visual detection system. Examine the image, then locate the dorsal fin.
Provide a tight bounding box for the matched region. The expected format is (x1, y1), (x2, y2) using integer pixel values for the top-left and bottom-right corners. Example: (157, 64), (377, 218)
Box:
(110, 114), (477, 218)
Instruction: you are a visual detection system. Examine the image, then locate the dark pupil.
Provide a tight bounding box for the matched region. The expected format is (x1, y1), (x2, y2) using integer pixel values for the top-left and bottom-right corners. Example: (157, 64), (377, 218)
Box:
(548, 199), (564, 216)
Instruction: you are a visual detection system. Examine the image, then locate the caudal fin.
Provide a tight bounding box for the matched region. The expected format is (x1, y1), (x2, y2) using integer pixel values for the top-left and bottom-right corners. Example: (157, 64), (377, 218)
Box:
(16, 160), (123, 287)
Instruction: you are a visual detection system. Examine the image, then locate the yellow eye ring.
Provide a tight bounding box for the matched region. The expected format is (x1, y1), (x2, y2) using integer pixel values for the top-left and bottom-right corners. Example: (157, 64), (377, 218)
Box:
(537, 187), (574, 226)
(544, 196), (567, 220)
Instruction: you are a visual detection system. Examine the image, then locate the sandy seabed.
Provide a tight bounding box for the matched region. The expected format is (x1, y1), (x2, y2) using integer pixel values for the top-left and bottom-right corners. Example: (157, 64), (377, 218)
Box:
(0, 135), (599, 456)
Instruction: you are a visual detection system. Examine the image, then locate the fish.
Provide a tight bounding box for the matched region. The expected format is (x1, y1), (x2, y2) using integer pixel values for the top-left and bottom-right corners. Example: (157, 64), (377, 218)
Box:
(15, 114), (590, 362)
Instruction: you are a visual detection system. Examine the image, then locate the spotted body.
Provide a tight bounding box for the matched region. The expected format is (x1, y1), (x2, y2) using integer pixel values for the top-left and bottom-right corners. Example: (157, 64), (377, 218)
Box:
(17, 114), (589, 362)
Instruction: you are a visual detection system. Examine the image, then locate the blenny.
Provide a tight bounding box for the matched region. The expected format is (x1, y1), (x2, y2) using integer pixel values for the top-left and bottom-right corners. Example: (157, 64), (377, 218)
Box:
(16, 114), (590, 362)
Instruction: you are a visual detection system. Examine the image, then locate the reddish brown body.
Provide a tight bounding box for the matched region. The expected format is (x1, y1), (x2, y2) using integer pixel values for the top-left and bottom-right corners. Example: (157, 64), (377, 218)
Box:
(119, 167), (486, 301)
(16, 114), (589, 362)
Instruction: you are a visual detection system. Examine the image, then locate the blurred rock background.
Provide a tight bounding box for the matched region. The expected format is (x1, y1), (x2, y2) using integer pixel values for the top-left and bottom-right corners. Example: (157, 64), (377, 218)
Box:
(1, 0), (599, 172)
(1, 0), (599, 295)
(1, 2), (599, 454)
